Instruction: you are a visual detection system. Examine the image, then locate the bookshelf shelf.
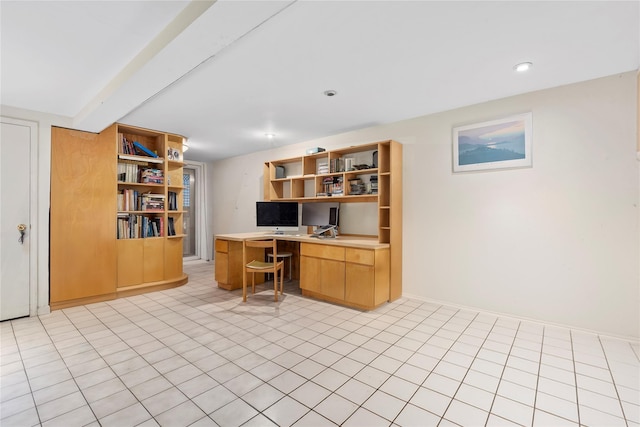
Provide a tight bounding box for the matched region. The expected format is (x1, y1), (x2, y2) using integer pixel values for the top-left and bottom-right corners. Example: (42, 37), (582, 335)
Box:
(118, 154), (164, 164)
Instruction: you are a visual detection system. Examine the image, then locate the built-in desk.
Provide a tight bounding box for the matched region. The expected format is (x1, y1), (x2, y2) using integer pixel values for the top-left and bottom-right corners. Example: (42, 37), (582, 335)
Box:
(214, 233), (390, 310)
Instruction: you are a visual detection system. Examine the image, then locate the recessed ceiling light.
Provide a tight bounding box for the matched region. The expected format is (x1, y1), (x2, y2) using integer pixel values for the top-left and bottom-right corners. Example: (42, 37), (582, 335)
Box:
(323, 90), (337, 97)
(514, 62), (533, 72)
(265, 133), (275, 140)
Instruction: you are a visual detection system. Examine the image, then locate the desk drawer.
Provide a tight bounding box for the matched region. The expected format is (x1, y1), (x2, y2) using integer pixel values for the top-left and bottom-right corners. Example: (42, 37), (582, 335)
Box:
(215, 239), (229, 253)
(300, 243), (345, 261)
(345, 248), (374, 266)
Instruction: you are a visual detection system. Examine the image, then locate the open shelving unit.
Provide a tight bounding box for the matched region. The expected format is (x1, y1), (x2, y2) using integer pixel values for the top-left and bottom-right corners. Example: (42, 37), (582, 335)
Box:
(263, 140), (403, 300)
(114, 124), (187, 290)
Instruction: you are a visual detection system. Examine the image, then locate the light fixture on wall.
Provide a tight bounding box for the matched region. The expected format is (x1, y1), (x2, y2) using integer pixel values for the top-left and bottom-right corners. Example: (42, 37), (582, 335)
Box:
(182, 137), (189, 152)
(265, 133), (275, 140)
(514, 62), (533, 72)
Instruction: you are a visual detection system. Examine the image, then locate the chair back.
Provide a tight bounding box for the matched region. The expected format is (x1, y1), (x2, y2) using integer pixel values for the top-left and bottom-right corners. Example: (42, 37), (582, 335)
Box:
(243, 238), (278, 264)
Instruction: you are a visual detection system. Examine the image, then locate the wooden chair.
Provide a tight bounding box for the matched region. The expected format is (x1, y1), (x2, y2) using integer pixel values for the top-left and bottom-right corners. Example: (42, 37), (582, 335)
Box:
(242, 239), (284, 302)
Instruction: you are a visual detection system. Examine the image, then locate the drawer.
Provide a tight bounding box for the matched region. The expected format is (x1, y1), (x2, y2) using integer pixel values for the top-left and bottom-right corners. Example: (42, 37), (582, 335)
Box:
(345, 248), (374, 266)
(215, 239), (229, 253)
(300, 243), (345, 261)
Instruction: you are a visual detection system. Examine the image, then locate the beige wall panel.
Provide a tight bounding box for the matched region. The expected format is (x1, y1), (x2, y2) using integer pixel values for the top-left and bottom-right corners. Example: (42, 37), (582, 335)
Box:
(50, 127), (116, 302)
(389, 140), (403, 301)
(375, 248), (390, 305)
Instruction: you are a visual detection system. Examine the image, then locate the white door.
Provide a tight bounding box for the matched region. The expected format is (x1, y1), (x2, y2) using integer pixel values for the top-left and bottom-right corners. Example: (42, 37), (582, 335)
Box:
(0, 119), (33, 321)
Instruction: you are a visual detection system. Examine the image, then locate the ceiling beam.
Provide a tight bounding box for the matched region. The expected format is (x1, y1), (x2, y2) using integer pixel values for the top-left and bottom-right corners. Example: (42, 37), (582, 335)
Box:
(73, 0), (216, 132)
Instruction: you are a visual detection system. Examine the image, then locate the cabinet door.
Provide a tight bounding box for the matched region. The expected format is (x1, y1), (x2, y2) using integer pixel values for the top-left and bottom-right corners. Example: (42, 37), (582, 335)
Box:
(345, 263), (375, 307)
(117, 239), (143, 287)
(300, 255), (320, 292)
(215, 252), (229, 284)
(301, 255), (345, 300)
(320, 258), (346, 300)
(164, 238), (182, 280)
(144, 238), (165, 283)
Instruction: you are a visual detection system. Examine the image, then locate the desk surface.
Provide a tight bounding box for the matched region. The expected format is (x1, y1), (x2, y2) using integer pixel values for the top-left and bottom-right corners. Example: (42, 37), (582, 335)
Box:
(215, 232), (389, 250)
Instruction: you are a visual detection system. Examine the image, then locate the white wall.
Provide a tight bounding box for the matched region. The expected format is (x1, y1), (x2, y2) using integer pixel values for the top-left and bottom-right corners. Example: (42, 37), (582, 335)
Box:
(211, 72), (639, 339)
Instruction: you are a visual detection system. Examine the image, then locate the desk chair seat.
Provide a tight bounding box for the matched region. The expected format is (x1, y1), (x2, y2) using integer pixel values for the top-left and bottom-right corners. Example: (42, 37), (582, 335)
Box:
(243, 239), (284, 302)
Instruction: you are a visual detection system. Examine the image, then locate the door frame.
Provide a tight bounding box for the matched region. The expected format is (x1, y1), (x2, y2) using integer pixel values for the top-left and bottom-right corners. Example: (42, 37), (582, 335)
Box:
(183, 161), (208, 261)
(1, 116), (39, 317)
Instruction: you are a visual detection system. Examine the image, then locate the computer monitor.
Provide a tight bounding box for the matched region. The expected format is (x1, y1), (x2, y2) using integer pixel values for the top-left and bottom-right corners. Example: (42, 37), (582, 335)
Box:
(256, 201), (299, 234)
(301, 202), (339, 226)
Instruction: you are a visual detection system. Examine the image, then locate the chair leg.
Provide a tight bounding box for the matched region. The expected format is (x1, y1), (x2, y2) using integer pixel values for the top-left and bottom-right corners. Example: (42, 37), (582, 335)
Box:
(280, 267), (284, 295)
(274, 275), (278, 302)
(251, 273), (255, 294)
(242, 272), (247, 302)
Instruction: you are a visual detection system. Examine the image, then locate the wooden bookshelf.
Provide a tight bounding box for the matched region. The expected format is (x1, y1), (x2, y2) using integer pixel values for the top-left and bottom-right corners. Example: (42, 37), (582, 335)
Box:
(50, 124), (188, 310)
(263, 140), (402, 301)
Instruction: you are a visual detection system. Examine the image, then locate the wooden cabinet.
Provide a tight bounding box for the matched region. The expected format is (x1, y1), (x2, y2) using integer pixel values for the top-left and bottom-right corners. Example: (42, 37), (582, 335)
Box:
(345, 248), (389, 309)
(300, 244), (346, 301)
(300, 243), (388, 310)
(50, 124), (188, 310)
(110, 123), (187, 294)
(214, 238), (264, 290)
(265, 140), (402, 302)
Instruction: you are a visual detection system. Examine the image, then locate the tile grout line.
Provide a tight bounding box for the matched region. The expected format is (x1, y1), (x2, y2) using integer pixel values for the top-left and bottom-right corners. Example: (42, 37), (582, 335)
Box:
(597, 335), (630, 426)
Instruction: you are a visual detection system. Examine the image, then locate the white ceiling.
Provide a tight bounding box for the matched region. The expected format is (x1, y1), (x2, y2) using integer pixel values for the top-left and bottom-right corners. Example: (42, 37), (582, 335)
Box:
(1, 1), (638, 162)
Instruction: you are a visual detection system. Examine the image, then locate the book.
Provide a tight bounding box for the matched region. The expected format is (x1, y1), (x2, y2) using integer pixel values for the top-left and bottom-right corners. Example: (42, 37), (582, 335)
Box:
(133, 141), (159, 158)
(168, 217), (176, 236)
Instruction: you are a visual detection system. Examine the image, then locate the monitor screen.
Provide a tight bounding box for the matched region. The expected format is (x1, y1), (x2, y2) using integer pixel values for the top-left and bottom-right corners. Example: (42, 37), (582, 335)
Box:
(256, 201), (299, 232)
(302, 202), (339, 226)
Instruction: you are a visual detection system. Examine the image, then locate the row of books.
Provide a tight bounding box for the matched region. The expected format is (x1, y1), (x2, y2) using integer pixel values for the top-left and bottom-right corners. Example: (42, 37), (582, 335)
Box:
(330, 158), (345, 173)
(119, 134), (159, 158)
(140, 168), (163, 184)
(118, 162), (165, 184)
(117, 214), (164, 239)
(118, 190), (165, 211)
(168, 191), (178, 211)
(317, 162), (329, 174)
(322, 176), (343, 195)
(167, 217), (177, 236)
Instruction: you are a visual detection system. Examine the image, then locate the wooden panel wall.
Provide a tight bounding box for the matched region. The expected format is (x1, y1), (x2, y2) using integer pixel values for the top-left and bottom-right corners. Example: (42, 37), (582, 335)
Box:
(50, 127), (117, 302)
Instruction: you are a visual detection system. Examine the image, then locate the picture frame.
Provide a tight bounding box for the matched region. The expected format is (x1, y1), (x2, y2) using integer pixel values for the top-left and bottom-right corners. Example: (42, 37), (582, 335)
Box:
(452, 112), (532, 172)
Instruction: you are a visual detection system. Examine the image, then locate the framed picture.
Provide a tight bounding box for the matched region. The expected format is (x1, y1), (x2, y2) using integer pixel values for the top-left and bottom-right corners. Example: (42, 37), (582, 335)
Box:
(453, 112), (532, 172)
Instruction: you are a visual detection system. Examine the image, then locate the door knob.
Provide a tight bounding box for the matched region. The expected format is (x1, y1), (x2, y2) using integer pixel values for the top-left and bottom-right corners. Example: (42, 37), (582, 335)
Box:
(17, 224), (26, 244)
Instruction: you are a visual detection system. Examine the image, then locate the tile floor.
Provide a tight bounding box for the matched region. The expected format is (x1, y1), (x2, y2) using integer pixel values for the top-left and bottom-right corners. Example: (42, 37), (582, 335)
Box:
(1, 261), (639, 427)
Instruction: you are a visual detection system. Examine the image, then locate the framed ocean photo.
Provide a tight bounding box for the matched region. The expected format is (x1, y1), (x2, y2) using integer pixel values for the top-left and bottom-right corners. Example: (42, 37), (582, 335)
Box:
(453, 113), (532, 172)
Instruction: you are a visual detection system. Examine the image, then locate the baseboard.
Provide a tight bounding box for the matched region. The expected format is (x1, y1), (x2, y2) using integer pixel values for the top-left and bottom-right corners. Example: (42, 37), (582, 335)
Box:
(401, 292), (639, 344)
